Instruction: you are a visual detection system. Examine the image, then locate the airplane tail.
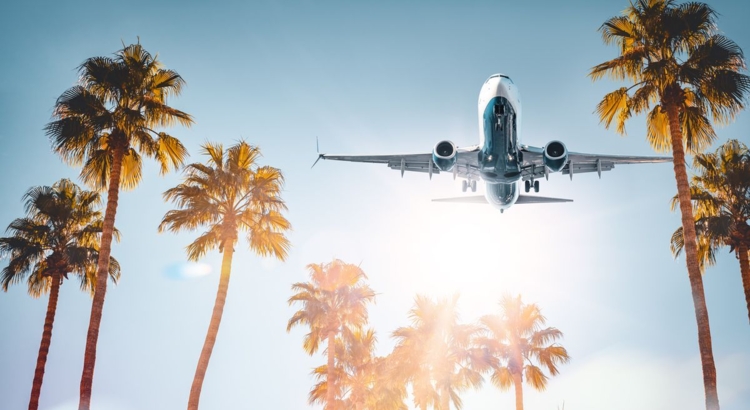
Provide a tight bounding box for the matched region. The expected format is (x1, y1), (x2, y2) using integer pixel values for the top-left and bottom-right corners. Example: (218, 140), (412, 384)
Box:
(432, 195), (573, 204)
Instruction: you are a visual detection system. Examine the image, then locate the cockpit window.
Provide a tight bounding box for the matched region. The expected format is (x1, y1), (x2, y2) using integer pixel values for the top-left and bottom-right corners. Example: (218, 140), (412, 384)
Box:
(486, 74), (514, 84)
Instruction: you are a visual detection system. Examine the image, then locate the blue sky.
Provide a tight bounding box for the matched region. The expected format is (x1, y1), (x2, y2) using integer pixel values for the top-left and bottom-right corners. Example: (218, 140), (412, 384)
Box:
(1, 0), (749, 409)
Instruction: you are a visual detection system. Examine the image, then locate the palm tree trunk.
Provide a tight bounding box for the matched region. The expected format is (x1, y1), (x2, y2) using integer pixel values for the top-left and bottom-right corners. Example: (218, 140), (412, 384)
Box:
(326, 330), (335, 410)
(737, 243), (750, 325)
(187, 242), (235, 410)
(79, 146), (124, 410)
(513, 371), (524, 410)
(29, 276), (61, 410)
(666, 102), (719, 410)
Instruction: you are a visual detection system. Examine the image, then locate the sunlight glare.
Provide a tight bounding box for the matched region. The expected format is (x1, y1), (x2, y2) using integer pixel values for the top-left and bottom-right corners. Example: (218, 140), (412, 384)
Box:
(163, 262), (213, 280)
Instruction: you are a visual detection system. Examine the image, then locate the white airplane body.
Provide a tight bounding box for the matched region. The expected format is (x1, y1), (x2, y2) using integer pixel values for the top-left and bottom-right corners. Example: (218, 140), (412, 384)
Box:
(316, 74), (671, 212)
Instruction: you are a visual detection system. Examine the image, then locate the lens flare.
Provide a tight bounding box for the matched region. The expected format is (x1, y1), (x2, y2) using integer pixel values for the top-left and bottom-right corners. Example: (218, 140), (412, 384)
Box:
(163, 262), (212, 280)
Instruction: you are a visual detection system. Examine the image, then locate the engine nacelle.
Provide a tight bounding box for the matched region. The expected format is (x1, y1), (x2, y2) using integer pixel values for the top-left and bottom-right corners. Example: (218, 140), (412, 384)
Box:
(432, 140), (457, 171)
(543, 140), (568, 173)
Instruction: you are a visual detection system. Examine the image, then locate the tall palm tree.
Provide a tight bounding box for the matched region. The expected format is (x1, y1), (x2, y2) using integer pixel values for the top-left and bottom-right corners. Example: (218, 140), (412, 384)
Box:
(391, 295), (485, 410)
(670, 139), (750, 323)
(0, 179), (120, 410)
(475, 295), (568, 410)
(589, 2), (749, 407)
(45, 42), (193, 410)
(159, 141), (291, 410)
(287, 259), (376, 410)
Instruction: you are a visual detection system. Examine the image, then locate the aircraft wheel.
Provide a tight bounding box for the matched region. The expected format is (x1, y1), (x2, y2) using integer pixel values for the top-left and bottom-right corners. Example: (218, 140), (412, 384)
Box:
(462, 180), (468, 192)
(524, 180), (530, 193)
(534, 180), (539, 193)
(471, 180), (477, 192)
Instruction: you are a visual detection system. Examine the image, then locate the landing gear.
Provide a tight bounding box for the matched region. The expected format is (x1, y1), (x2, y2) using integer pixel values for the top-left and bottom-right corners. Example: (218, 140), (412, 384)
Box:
(462, 179), (478, 193)
(524, 180), (540, 193)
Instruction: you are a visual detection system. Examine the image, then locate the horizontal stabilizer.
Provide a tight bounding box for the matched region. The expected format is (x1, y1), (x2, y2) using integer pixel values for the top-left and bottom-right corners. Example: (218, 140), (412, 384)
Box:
(432, 195), (487, 204)
(516, 195), (573, 204)
(432, 195), (573, 204)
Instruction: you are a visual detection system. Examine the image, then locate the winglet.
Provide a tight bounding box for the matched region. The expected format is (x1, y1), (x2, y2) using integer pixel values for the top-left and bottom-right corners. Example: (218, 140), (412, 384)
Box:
(311, 137), (324, 168)
(311, 153), (324, 169)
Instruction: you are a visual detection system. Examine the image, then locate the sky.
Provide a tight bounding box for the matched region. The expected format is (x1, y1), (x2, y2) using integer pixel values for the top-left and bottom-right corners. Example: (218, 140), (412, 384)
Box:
(0, 0), (749, 409)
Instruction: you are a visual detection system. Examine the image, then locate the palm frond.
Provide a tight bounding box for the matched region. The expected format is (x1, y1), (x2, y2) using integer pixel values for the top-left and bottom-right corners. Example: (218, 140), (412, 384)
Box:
(524, 365), (549, 391)
(645, 105), (672, 152)
(490, 367), (513, 391)
(595, 87), (631, 133)
(184, 226), (222, 261)
(680, 105), (716, 154)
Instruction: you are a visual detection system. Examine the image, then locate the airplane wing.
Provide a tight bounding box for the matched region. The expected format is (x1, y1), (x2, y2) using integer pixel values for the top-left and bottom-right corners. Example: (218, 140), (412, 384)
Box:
(317, 145), (481, 180)
(519, 145), (672, 181)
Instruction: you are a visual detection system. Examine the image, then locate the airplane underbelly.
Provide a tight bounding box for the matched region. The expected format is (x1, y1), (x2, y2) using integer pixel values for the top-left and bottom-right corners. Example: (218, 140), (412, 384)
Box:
(479, 96), (521, 183)
(484, 182), (519, 211)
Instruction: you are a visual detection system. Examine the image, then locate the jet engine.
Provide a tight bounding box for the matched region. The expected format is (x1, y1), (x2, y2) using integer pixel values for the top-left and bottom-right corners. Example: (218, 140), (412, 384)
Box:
(432, 140), (457, 171)
(543, 140), (568, 173)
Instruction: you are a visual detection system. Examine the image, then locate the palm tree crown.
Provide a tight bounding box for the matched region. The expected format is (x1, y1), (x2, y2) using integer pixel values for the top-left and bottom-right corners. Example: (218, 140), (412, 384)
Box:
(311, 327), (407, 410)
(590, 0), (749, 152)
(476, 295), (568, 410)
(0, 179), (120, 294)
(160, 141), (291, 259)
(671, 139), (750, 322)
(391, 295), (485, 410)
(46, 42), (192, 191)
(287, 260), (376, 410)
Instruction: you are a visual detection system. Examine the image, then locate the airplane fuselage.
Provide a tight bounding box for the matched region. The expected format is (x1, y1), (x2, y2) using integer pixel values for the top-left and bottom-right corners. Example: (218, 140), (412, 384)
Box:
(477, 74), (523, 210)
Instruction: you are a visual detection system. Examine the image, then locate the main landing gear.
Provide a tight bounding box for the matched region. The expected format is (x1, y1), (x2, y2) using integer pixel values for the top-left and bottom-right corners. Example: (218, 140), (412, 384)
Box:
(524, 179), (539, 193)
(462, 179), (477, 193)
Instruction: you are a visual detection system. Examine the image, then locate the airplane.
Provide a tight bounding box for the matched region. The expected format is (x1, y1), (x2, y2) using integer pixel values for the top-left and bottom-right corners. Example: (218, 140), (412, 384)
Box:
(314, 74), (672, 213)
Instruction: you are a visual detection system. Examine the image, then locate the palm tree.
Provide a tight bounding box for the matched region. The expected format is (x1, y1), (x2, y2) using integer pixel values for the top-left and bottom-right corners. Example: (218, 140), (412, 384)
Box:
(341, 328), (378, 410)
(308, 328), (375, 410)
(367, 354), (410, 410)
(670, 139), (750, 323)
(335, 328), (407, 410)
(287, 259), (376, 410)
(391, 295), (485, 410)
(0, 179), (120, 410)
(589, 2), (749, 407)
(159, 141), (291, 410)
(45, 42), (193, 410)
(475, 295), (569, 410)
